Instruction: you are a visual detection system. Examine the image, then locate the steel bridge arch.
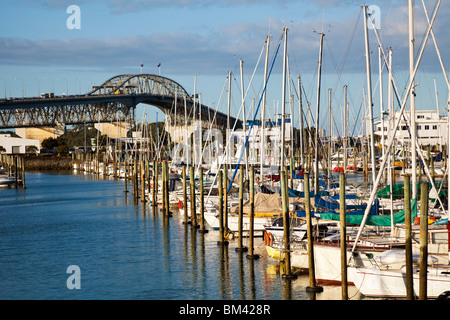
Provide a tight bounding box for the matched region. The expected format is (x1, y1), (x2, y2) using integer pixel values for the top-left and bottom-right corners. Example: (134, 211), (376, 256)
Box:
(0, 73), (238, 129)
(87, 74), (191, 99)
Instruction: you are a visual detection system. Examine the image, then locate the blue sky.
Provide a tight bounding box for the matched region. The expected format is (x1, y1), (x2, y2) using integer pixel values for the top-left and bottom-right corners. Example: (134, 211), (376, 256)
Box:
(1, 0), (449, 136)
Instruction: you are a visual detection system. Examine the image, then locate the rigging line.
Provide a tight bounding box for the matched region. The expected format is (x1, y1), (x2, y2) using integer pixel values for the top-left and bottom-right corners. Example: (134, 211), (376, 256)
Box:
(226, 34), (283, 194)
(322, 11), (360, 118)
(290, 77), (330, 171)
(421, 0), (450, 90)
(351, 0), (441, 254)
(194, 76), (228, 175)
(237, 42), (267, 125)
(205, 37), (280, 201)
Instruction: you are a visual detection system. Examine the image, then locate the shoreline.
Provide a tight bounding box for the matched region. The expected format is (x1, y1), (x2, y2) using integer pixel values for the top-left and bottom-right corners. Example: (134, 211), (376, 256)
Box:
(24, 155), (73, 171)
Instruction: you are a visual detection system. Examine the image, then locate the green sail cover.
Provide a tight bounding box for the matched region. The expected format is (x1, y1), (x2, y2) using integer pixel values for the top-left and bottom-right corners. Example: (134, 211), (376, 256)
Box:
(319, 199), (417, 227)
(377, 183), (446, 200)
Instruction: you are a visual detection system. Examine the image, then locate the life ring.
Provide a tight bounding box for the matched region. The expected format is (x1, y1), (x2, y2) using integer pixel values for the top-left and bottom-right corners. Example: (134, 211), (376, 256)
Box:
(264, 231), (273, 246)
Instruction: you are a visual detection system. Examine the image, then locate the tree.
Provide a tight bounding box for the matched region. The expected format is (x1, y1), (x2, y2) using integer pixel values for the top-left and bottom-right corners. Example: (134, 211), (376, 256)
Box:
(41, 138), (58, 150)
(56, 144), (69, 155)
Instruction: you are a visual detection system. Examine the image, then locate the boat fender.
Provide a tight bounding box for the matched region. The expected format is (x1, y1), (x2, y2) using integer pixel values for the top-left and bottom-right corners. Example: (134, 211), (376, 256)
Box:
(178, 200), (183, 209)
(437, 291), (450, 300)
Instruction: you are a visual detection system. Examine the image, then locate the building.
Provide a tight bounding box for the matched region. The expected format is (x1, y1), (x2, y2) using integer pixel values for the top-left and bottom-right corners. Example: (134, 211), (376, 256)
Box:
(15, 124), (65, 148)
(0, 134), (40, 154)
(375, 110), (448, 147)
(94, 122), (129, 139)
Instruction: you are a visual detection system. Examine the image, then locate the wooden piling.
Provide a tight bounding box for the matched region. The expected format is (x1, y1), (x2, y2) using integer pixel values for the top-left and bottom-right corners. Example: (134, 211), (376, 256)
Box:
(419, 181), (429, 300)
(282, 169), (295, 278)
(236, 165), (247, 252)
(182, 165), (189, 224)
(246, 166), (259, 260)
(224, 165), (228, 233)
(164, 160), (170, 216)
(339, 172), (348, 300)
(190, 166), (198, 227)
(198, 167), (208, 233)
(161, 161), (166, 213)
(290, 157), (294, 189)
(140, 155), (146, 202)
(113, 152), (117, 179)
(152, 161), (157, 208)
(14, 155), (18, 188)
(305, 172), (323, 293)
(20, 155), (26, 189)
(217, 170), (228, 245)
(403, 174), (414, 300)
(133, 157), (138, 199)
(146, 158), (151, 195)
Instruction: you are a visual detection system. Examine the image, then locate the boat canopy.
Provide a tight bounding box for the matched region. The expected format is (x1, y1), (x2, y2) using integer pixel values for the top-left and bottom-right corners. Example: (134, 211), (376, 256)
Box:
(377, 183), (446, 200)
(319, 199), (417, 227)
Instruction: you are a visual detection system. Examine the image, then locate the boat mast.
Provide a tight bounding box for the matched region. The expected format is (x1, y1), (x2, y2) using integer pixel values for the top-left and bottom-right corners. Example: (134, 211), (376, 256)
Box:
(192, 75), (198, 166)
(344, 85), (348, 174)
(314, 32), (324, 192)
(409, 0), (418, 201)
(298, 75), (304, 169)
(260, 35), (270, 180)
(227, 71), (232, 168)
(379, 46), (385, 179)
(362, 5), (377, 184)
(434, 79), (442, 151)
(280, 27), (288, 174)
(240, 59), (249, 174)
(184, 95), (189, 166)
(448, 92), (450, 257)
(328, 88), (332, 190)
(351, 1), (441, 254)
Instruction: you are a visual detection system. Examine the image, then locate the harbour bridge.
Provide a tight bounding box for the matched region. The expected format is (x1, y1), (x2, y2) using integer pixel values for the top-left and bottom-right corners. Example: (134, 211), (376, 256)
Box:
(0, 74), (240, 130)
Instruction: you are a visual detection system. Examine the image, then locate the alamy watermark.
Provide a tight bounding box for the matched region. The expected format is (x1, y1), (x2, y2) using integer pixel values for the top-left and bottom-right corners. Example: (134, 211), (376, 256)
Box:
(368, 5), (381, 30)
(66, 265), (81, 289)
(66, 5), (81, 30)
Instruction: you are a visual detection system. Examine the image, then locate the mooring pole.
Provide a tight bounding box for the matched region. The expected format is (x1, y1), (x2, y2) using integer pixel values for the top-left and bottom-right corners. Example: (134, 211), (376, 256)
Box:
(247, 166), (259, 260)
(236, 164), (247, 252)
(217, 170), (228, 246)
(282, 169), (296, 279)
(198, 167), (208, 233)
(404, 174), (414, 300)
(190, 166), (198, 227)
(419, 182), (429, 300)
(182, 165), (189, 224)
(164, 160), (170, 216)
(305, 172), (323, 293)
(339, 172), (348, 300)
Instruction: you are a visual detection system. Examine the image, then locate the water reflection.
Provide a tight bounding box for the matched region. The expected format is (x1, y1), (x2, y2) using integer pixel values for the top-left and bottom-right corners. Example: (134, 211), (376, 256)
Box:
(0, 172), (365, 300)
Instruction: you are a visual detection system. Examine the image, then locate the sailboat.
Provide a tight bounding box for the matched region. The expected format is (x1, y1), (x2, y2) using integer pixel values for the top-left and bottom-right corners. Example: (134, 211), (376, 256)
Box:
(348, 249), (450, 298)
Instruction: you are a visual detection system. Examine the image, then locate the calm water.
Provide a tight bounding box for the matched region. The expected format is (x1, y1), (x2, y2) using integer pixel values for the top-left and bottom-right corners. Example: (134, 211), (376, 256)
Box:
(0, 171), (362, 300)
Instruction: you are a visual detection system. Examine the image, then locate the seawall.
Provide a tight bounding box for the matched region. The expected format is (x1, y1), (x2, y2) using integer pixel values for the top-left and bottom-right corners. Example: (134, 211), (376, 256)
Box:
(24, 155), (72, 171)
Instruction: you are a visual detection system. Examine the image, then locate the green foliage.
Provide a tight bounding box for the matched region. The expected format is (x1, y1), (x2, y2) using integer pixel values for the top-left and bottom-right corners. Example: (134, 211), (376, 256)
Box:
(41, 137), (59, 150)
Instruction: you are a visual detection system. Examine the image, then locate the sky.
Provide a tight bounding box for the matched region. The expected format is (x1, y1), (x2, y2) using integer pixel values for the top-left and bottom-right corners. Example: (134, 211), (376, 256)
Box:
(0, 0), (449, 136)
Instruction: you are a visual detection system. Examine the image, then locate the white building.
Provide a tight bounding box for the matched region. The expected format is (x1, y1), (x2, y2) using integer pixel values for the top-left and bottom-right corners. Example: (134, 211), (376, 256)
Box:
(375, 110), (448, 147)
(0, 134), (40, 154)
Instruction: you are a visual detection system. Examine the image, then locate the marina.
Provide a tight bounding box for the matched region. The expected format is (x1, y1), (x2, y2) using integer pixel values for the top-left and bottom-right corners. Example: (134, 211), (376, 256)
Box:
(0, 1), (450, 302)
(0, 171), (364, 300)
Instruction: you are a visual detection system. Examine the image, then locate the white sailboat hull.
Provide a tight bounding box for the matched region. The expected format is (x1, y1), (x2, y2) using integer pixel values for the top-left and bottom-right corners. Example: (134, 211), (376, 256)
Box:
(348, 265), (450, 298)
(204, 209), (274, 235)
